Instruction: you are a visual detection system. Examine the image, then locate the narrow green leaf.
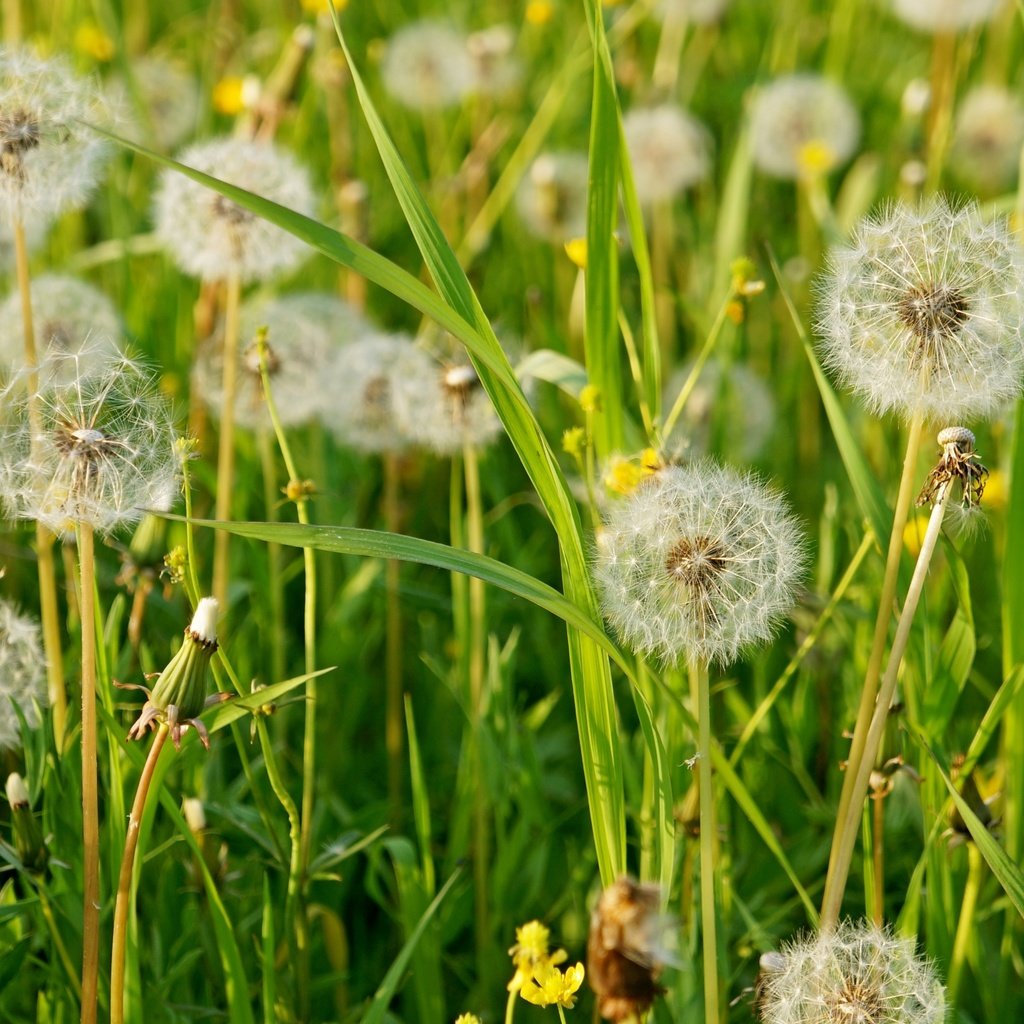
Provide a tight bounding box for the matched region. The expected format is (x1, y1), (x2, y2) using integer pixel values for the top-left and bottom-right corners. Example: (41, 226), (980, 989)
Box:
(202, 667), (335, 735)
(516, 349), (589, 400)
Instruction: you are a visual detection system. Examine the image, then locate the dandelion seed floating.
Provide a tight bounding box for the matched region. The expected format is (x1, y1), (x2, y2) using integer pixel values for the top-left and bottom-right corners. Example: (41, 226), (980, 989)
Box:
(0, 600), (47, 753)
(380, 20), (476, 112)
(816, 197), (1024, 422)
(623, 104), (711, 205)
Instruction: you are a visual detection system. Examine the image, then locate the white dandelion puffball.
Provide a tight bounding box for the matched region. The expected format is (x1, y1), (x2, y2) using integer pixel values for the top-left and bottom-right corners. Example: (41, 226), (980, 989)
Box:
(756, 921), (946, 1024)
(656, 0), (730, 23)
(951, 85), (1024, 193)
(0, 350), (180, 535)
(664, 358), (775, 462)
(593, 463), (806, 666)
(0, 49), (112, 222)
(380, 20), (476, 112)
(750, 74), (860, 180)
(193, 292), (369, 430)
(322, 332), (417, 454)
(153, 137), (315, 283)
(107, 56), (200, 152)
(467, 24), (522, 98)
(0, 274), (123, 380)
(816, 197), (1024, 422)
(516, 151), (590, 243)
(892, 0), (1002, 33)
(624, 104), (711, 205)
(390, 346), (505, 455)
(0, 601), (46, 752)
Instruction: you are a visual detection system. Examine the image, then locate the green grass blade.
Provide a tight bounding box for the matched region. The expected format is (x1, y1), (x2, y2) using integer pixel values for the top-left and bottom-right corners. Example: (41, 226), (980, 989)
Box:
(405, 697), (436, 896)
(261, 876), (276, 1024)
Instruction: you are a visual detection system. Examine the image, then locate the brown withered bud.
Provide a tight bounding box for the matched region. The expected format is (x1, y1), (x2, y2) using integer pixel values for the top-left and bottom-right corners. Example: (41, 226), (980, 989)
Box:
(587, 877), (669, 1022)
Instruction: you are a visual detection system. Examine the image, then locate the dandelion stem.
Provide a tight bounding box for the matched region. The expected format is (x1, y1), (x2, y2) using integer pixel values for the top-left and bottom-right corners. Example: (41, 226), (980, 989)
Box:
(212, 271), (242, 609)
(78, 521), (101, 1024)
(257, 429), (287, 687)
(690, 656), (720, 1024)
(823, 471), (950, 930)
(110, 724), (169, 1024)
(821, 410), (924, 929)
(384, 451), (405, 826)
(948, 841), (984, 1006)
(871, 792), (885, 925)
(504, 989), (517, 1024)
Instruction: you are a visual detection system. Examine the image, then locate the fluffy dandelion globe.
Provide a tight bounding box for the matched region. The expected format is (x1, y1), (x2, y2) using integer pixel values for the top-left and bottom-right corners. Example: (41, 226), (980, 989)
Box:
(750, 74), (860, 180)
(816, 196), (1024, 422)
(756, 921), (946, 1024)
(516, 152), (589, 243)
(0, 600), (47, 752)
(655, 0), (730, 23)
(192, 293), (368, 430)
(467, 25), (522, 98)
(593, 462), (806, 666)
(623, 104), (711, 205)
(107, 55), (200, 152)
(0, 349), (180, 535)
(951, 85), (1024, 194)
(0, 274), (123, 379)
(0, 49), (112, 223)
(153, 137), (315, 283)
(322, 332), (417, 454)
(891, 0), (1002, 33)
(380, 20), (476, 112)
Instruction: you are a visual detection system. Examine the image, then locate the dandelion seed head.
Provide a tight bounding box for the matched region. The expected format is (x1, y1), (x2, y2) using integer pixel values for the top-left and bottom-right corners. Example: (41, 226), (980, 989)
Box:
(593, 462), (806, 666)
(756, 921), (946, 1024)
(380, 21), (476, 112)
(816, 196), (1024, 422)
(517, 151), (589, 243)
(467, 24), (522, 97)
(0, 600), (46, 752)
(951, 85), (1024, 194)
(750, 74), (860, 180)
(891, 0), (1002, 33)
(106, 55), (200, 152)
(623, 104), (711, 205)
(153, 137), (315, 283)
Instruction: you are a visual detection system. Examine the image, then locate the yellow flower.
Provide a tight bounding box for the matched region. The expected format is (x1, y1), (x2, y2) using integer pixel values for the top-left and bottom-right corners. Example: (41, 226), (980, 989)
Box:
(301, 0), (347, 10)
(75, 22), (115, 62)
(213, 77), (246, 115)
(564, 237), (588, 269)
(520, 962), (586, 1009)
(604, 451), (660, 496)
(508, 920), (567, 992)
(797, 138), (837, 177)
(562, 427), (585, 458)
(903, 511), (930, 558)
(984, 467), (1007, 511)
(579, 385), (601, 414)
(454, 1015), (481, 1024)
(525, 0), (555, 26)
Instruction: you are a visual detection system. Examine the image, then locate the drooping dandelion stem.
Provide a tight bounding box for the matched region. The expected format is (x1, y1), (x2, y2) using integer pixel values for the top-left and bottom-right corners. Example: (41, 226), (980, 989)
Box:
(212, 271), (242, 609)
(110, 724), (169, 1024)
(821, 409), (924, 927)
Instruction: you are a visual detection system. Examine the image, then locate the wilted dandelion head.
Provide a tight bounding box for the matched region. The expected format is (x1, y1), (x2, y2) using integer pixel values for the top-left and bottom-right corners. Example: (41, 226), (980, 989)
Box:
(153, 137), (315, 283)
(891, 0), (1002, 33)
(756, 921), (946, 1024)
(106, 55), (200, 152)
(951, 85), (1024, 194)
(516, 151), (589, 243)
(380, 20), (476, 112)
(0, 600), (46, 752)
(0, 49), (111, 222)
(750, 74), (860, 180)
(322, 332), (416, 454)
(0, 273), (123, 380)
(593, 462), (806, 666)
(656, 0), (730, 23)
(816, 196), (1024, 422)
(467, 24), (522, 97)
(193, 293), (368, 431)
(623, 104), (711, 205)
(0, 349), (180, 535)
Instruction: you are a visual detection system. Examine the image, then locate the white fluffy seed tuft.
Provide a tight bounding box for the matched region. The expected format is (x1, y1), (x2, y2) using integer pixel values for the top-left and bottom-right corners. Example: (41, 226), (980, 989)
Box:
(0, 601), (47, 753)
(623, 104), (711, 205)
(891, 0), (1002, 33)
(380, 21), (476, 112)
(516, 152), (590, 244)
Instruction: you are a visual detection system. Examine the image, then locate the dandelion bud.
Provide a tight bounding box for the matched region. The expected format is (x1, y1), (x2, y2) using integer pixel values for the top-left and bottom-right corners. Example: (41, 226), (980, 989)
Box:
(517, 152), (589, 243)
(623, 104), (711, 205)
(891, 0), (1002, 33)
(380, 21), (476, 112)
(127, 597), (223, 750)
(755, 921), (946, 1024)
(593, 462), (806, 666)
(5, 772), (47, 872)
(816, 197), (1024, 423)
(0, 600), (47, 752)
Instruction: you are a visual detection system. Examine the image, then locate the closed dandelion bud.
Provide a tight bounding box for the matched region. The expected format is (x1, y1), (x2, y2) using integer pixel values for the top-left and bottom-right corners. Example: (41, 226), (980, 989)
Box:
(0, 49), (112, 222)
(816, 198), (1024, 423)
(517, 152), (589, 243)
(750, 74), (860, 180)
(891, 0), (1002, 33)
(5, 772), (47, 872)
(380, 21), (476, 112)
(594, 462), (806, 665)
(755, 921), (946, 1024)
(951, 85), (1024, 194)
(153, 137), (315, 283)
(0, 601), (46, 752)
(106, 56), (200, 152)
(128, 598), (221, 749)
(623, 104), (711, 205)
(0, 274), (123, 380)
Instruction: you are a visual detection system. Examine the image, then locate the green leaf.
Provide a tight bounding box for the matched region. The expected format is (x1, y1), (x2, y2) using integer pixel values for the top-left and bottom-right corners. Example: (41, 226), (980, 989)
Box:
(516, 349), (589, 400)
(202, 667), (336, 735)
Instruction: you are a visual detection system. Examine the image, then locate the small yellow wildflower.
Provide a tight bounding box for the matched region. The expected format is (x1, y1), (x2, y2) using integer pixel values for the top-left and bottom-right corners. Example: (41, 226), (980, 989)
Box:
(640, 448), (663, 474)
(579, 385), (601, 414)
(525, 0), (555, 26)
(564, 237), (588, 269)
(903, 511), (930, 558)
(74, 22), (115, 62)
(562, 426), (585, 458)
(520, 962), (586, 1009)
(604, 450), (660, 496)
(983, 467), (1007, 510)
(508, 920), (567, 992)
(726, 299), (745, 324)
(301, 0), (347, 11)
(213, 77), (246, 115)
(797, 138), (837, 177)
(730, 256), (765, 297)
(454, 1015), (481, 1024)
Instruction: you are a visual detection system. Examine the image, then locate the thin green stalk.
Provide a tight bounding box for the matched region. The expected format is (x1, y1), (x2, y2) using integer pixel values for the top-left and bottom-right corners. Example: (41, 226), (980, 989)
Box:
(257, 429), (287, 687)
(384, 451), (404, 827)
(110, 724), (169, 1024)
(504, 989), (517, 1024)
(690, 657), (720, 1024)
(924, 31), (957, 194)
(822, 472), (952, 930)
(37, 885), (82, 1000)
(948, 842), (984, 1006)
(871, 792), (885, 925)
(820, 411), (924, 927)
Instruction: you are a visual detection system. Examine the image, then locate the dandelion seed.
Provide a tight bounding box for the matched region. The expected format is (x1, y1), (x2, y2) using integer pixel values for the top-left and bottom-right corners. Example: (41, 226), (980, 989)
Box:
(891, 0), (1002, 33)
(153, 136), (315, 283)
(623, 104), (711, 205)
(749, 74), (860, 180)
(380, 20), (476, 112)
(593, 462), (806, 665)
(0, 600), (47, 752)
(815, 196), (1024, 422)
(106, 55), (200, 152)
(516, 151), (589, 243)
(755, 921), (946, 1024)
(950, 85), (1024, 194)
